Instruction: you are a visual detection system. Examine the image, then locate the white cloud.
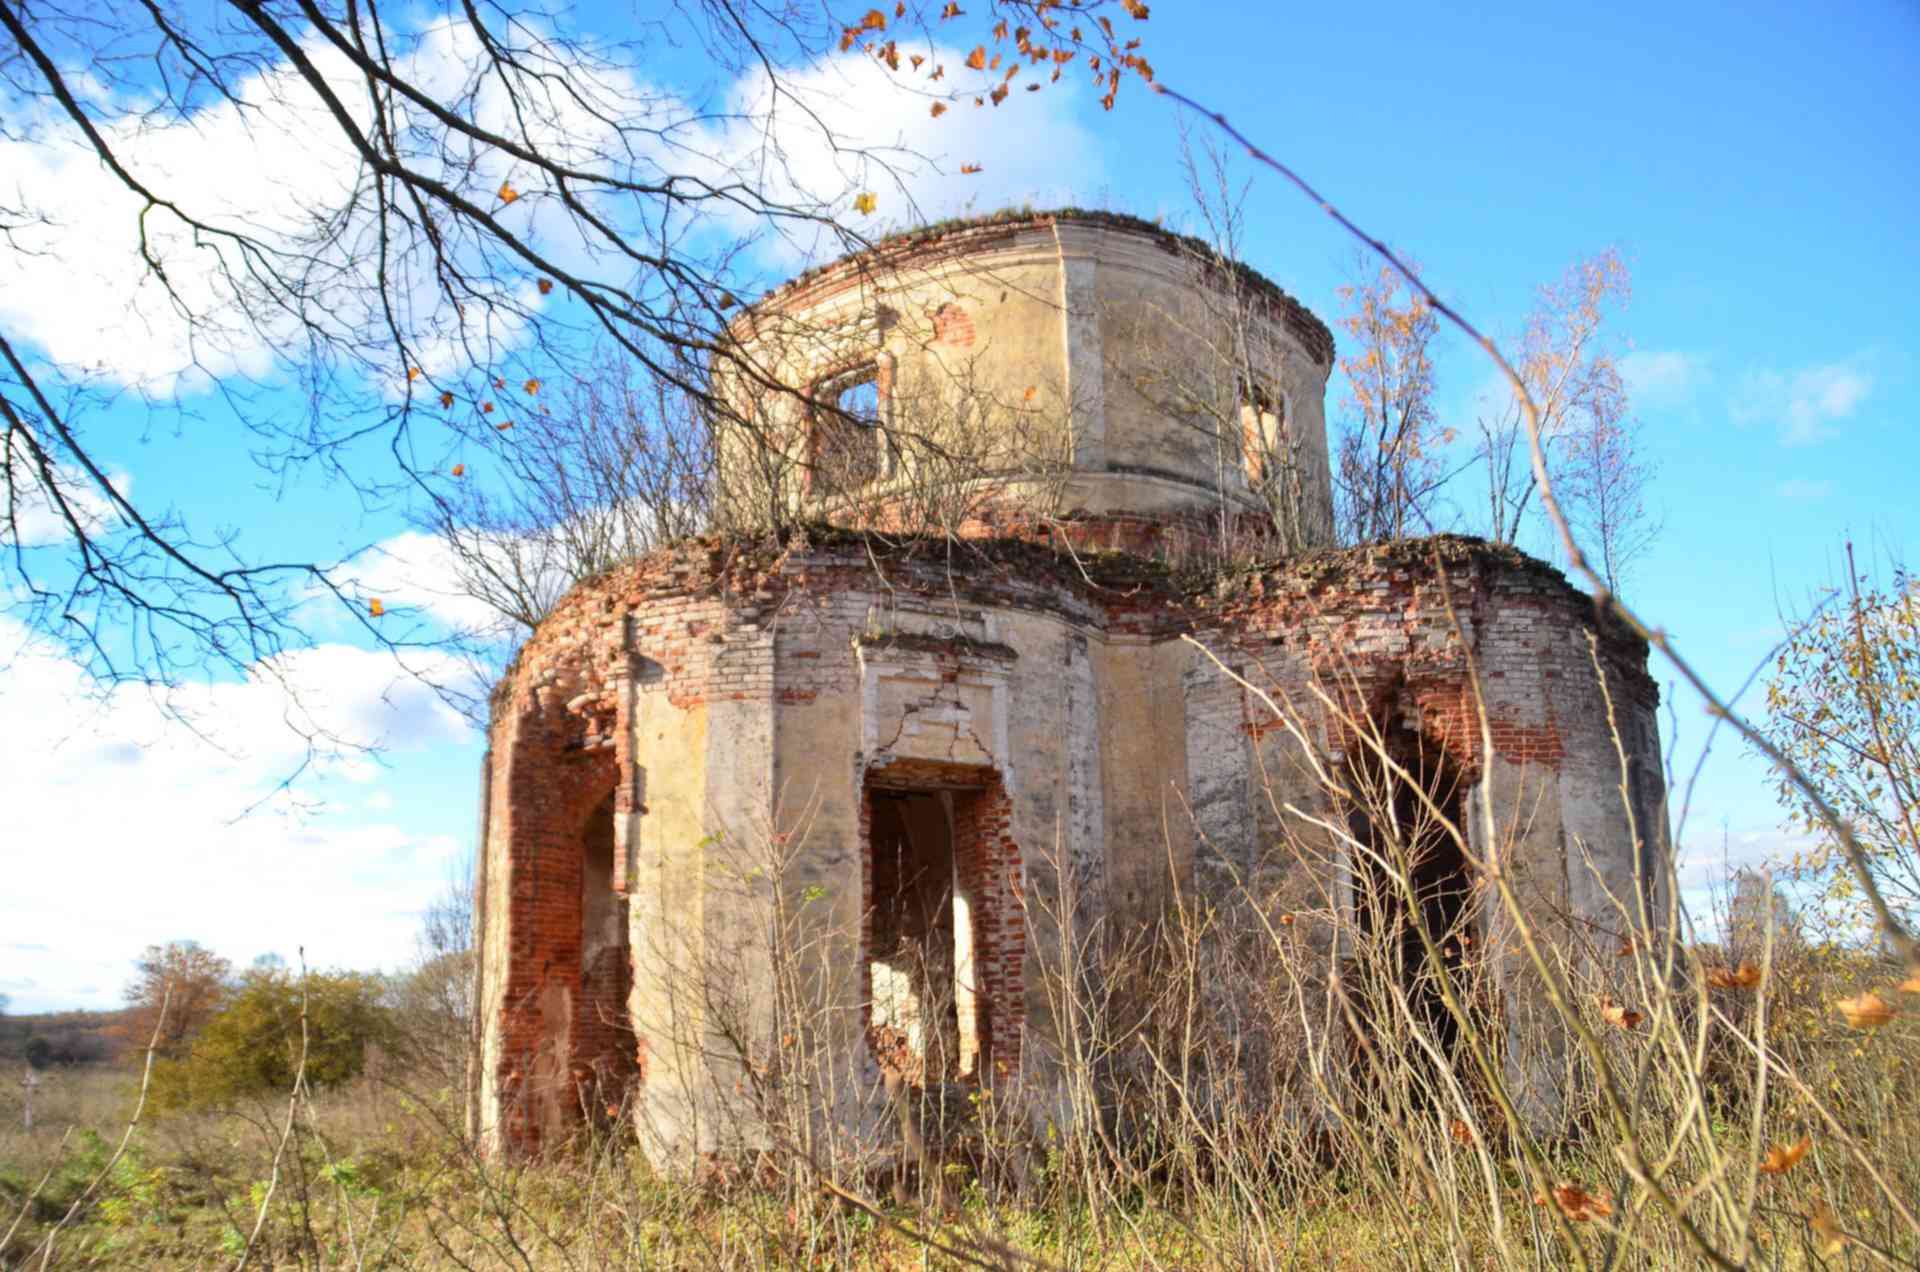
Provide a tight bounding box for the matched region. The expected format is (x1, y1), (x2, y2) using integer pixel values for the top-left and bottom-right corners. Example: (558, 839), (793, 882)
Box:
(0, 431), (131, 547)
(692, 47), (1105, 268)
(324, 529), (518, 637)
(0, 24), (1105, 394)
(1776, 478), (1833, 499)
(1734, 360), (1874, 445)
(0, 615), (478, 1011)
(1620, 350), (1709, 408)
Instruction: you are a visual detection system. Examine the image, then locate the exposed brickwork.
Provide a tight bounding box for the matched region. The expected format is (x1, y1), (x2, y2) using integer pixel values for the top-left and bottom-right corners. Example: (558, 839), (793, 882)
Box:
(931, 302), (975, 348)
(860, 760), (1027, 1083)
(477, 529), (1660, 1159)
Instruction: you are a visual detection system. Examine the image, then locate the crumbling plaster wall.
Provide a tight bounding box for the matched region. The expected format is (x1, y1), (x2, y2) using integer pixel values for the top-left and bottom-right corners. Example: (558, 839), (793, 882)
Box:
(475, 533), (1664, 1158)
(716, 214), (1336, 535)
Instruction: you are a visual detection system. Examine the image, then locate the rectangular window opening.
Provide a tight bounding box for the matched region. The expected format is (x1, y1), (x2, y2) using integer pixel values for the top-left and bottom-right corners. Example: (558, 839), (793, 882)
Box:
(812, 365), (888, 491)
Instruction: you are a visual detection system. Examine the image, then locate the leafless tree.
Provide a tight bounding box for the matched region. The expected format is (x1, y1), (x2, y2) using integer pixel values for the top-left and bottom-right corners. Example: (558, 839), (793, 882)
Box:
(1331, 255), (1452, 544)
(1116, 132), (1330, 556)
(415, 349), (715, 633)
(0, 0), (1155, 722)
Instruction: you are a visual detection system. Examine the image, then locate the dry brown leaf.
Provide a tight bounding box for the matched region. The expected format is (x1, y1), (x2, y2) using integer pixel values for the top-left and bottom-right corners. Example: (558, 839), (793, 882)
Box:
(496, 421), (513, 431)
(860, 9), (886, 31)
(1448, 1118), (1472, 1147)
(1809, 1201), (1847, 1256)
(523, 378), (541, 395)
(1757, 1135), (1810, 1176)
(959, 163), (982, 175)
(407, 366), (421, 382)
(1836, 991), (1895, 1030)
(930, 102), (947, 118)
(965, 45), (986, 70)
(1707, 962), (1763, 990)
(1536, 1184), (1613, 1222)
(451, 463), (465, 478)
(439, 391), (454, 409)
(537, 278), (554, 295)
(1598, 996), (1644, 1031)
(482, 401), (495, 413)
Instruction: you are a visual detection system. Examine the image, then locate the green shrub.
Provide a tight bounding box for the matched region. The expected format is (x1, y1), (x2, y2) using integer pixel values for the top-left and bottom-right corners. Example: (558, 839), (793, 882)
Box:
(150, 969), (399, 1111)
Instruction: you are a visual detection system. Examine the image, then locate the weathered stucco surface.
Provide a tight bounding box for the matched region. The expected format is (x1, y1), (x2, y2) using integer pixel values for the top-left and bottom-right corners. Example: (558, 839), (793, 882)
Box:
(472, 212), (1664, 1160)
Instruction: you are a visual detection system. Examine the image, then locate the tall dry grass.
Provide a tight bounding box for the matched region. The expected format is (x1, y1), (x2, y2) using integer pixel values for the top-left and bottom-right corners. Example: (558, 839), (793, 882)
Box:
(5, 621), (1914, 1270)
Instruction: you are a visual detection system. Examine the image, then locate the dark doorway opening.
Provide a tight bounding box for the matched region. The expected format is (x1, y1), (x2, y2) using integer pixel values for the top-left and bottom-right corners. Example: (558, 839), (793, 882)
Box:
(864, 771), (1011, 1084)
(577, 792), (638, 1111)
(1345, 723), (1474, 1065)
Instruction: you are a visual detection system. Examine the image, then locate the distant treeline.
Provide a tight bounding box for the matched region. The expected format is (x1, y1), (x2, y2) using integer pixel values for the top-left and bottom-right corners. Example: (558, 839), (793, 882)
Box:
(0, 1009), (133, 1068)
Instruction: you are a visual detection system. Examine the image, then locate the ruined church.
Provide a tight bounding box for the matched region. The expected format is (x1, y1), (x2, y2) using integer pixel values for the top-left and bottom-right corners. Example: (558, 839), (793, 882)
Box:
(471, 210), (1664, 1159)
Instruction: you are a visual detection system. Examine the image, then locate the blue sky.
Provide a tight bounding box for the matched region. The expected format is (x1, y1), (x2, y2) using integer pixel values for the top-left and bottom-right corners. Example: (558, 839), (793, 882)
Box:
(2, 0), (1915, 1011)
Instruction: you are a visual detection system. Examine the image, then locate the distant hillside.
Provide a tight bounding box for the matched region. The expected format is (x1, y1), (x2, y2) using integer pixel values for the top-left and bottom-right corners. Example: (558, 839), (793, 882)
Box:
(0, 1008), (137, 1068)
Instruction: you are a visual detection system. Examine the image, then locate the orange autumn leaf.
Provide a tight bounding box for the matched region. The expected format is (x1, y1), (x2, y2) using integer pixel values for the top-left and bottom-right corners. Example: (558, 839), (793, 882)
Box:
(1536, 1184), (1613, 1222)
(959, 163), (982, 174)
(989, 83), (1008, 105)
(523, 378), (541, 395)
(1706, 962), (1762, 990)
(991, 18), (1007, 40)
(498, 181), (519, 204)
(368, 598), (385, 618)
(407, 366), (421, 382)
(496, 420), (514, 431)
(1448, 1118), (1472, 1147)
(537, 278), (554, 295)
(1121, 0), (1149, 16)
(1836, 991), (1894, 1030)
(894, 0), (905, 15)
(451, 463), (465, 478)
(1758, 1135), (1810, 1176)
(1599, 996), (1644, 1030)
(939, 2), (962, 17)
(965, 45), (986, 70)
(1022, 385), (1036, 401)
(1278, 912), (1295, 926)
(910, 54), (924, 69)
(439, 391), (454, 409)
(930, 101), (948, 117)
(860, 8), (886, 30)
(482, 401), (495, 413)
